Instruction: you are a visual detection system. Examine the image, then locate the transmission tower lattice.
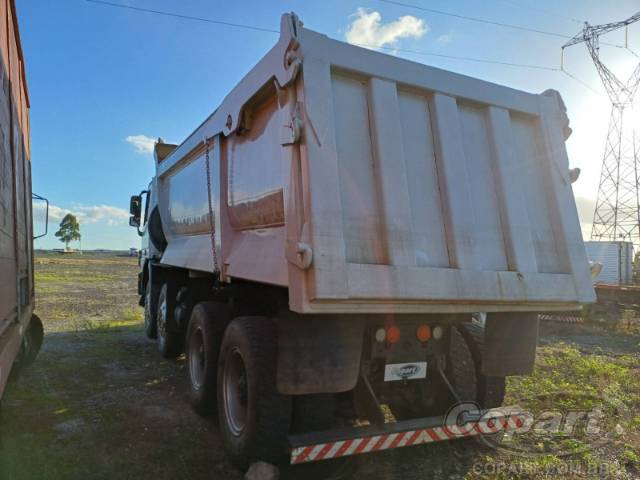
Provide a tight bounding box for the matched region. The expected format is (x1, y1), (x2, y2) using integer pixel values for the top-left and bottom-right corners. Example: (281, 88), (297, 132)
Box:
(563, 12), (640, 245)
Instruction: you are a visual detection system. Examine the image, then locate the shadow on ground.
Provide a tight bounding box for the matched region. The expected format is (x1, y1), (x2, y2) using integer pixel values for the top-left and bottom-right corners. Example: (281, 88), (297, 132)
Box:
(1, 254), (638, 479)
(0, 323), (485, 480)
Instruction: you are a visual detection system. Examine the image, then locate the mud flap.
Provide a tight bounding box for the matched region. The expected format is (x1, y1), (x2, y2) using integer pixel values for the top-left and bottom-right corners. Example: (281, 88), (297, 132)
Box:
(276, 315), (365, 395)
(482, 313), (538, 376)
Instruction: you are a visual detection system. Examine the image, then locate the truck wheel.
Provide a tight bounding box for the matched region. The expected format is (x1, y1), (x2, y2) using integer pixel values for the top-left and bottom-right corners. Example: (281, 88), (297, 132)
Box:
(186, 302), (231, 416)
(14, 314), (44, 370)
(446, 327), (478, 403)
(458, 323), (506, 408)
(217, 317), (292, 468)
(144, 282), (159, 339)
(156, 284), (181, 359)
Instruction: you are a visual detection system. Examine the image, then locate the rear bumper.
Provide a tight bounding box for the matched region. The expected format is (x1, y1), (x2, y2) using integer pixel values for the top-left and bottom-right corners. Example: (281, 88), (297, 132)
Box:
(289, 408), (525, 464)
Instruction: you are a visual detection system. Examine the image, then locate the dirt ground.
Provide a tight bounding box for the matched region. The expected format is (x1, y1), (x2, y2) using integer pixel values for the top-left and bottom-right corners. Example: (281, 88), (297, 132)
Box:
(0, 252), (639, 479)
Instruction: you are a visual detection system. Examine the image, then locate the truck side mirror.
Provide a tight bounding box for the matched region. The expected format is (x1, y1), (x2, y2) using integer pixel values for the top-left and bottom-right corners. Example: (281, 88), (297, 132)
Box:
(130, 195), (142, 218)
(32, 192), (49, 239)
(129, 194), (142, 230)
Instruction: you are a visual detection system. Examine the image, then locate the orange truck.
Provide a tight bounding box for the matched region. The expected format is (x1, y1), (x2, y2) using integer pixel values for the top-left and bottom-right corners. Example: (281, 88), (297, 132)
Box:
(0, 0), (46, 399)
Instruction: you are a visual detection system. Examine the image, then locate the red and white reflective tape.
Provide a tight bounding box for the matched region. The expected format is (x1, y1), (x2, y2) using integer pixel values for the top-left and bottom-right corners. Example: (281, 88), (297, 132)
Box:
(290, 413), (525, 464)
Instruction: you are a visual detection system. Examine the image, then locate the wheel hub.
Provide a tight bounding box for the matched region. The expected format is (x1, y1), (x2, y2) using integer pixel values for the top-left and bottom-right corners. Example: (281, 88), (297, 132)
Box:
(223, 347), (248, 437)
(189, 327), (205, 390)
(158, 298), (167, 335)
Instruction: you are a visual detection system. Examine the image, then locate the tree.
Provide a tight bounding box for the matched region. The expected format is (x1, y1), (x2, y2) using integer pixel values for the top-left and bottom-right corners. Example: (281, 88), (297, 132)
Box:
(55, 214), (81, 251)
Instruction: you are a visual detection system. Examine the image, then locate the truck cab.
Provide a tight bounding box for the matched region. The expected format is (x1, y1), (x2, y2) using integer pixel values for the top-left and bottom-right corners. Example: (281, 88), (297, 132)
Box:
(129, 140), (177, 342)
(130, 176), (163, 338)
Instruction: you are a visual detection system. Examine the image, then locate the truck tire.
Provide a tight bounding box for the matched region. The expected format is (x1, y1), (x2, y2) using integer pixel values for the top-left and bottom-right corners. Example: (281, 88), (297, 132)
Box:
(217, 317), (292, 468)
(144, 281), (159, 339)
(14, 314), (44, 371)
(458, 323), (506, 409)
(186, 302), (231, 416)
(156, 284), (182, 359)
(446, 327), (478, 403)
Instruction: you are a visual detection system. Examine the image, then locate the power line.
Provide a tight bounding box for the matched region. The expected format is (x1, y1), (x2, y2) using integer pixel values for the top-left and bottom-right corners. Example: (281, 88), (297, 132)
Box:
(376, 0), (623, 49)
(561, 70), (602, 95)
(376, 44), (602, 94)
(87, 0), (575, 41)
(80, 0), (598, 92)
(80, 0), (559, 71)
(83, 0), (279, 34)
(494, 0), (584, 25)
(376, 0), (573, 39)
(370, 44), (560, 71)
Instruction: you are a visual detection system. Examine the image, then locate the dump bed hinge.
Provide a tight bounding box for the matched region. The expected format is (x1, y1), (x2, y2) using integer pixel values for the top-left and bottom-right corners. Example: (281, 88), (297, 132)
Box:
(286, 241), (313, 270)
(280, 101), (304, 145)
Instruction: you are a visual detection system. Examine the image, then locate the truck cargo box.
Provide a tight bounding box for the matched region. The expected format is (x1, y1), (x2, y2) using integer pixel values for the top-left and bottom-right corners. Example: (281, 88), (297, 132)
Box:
(584, 240), (633, 285)
(0, 0), (44, 399)
(155, 13), (595, 314)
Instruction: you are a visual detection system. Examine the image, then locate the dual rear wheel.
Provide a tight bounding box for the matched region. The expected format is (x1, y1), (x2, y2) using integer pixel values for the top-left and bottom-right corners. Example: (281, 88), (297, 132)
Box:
(156, 284), (181, 358)
(186, 309), (292, 468)
(143, 281), (182, 358)
(183, 307), (506, 468)
(12, 314), (44, 374)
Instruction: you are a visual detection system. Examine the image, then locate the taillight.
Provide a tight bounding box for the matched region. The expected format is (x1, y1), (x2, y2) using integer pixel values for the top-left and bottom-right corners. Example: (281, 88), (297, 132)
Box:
(386, 325), (401, 344)
(416, 325), (431, 342)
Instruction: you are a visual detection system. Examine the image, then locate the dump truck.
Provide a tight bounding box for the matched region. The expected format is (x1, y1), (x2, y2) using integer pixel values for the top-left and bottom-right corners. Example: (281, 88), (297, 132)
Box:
(129, 13), (595, 468)
(0, 0), (46, 400)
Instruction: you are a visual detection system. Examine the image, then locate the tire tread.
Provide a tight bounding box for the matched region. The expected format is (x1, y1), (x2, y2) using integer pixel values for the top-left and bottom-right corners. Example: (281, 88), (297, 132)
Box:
(218, 317), (291, 468)
(458, 322), (506, 408)
(186, 302), (231, 416)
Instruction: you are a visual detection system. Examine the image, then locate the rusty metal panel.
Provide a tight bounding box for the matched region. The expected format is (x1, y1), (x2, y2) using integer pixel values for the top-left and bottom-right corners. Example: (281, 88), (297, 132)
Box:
(0, 0), (33, 398)
(227, 95), (285, 230)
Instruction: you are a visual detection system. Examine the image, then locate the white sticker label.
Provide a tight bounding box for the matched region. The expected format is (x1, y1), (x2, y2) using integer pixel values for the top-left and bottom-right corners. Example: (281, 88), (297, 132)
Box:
(384, 362), (427, 382)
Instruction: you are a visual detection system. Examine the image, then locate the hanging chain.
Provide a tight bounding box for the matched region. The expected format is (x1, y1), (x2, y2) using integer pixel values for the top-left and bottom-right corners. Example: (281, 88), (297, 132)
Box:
(204, 136), (219, 273)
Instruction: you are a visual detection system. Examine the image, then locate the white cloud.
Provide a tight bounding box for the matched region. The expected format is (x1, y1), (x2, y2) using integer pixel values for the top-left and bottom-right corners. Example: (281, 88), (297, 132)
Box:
(33, 202), (129, 226)
(345, 8), (427, 50)
(74, 205), (130, 225)
(126, 134), (156, 155)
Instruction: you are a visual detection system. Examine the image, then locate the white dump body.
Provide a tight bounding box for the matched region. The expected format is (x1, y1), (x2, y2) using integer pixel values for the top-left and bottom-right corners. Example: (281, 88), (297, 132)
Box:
(155, 13), (595, 314)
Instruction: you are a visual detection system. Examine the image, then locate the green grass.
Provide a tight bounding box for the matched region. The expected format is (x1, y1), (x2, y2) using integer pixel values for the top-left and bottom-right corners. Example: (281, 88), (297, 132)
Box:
(86, 308), (144, 332)
(508, 344), (639, 411)
(4, 253), (640, 479)
(36, 271), (115, 284)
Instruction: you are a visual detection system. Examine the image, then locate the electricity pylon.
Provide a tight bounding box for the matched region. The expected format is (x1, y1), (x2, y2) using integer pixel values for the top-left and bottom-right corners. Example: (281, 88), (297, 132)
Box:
(563, 12), (640, 245)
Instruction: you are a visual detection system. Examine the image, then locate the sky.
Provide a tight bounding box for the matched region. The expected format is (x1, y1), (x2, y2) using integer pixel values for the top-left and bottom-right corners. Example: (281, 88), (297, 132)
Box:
(16, 0), (640, 250)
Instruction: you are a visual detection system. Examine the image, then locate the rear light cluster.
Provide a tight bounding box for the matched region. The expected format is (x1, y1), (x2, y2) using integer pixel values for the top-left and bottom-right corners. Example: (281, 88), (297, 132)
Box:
(416, 325), (431, 342)
(432, 326), (443, 340)
(374, 325), (443, 344)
